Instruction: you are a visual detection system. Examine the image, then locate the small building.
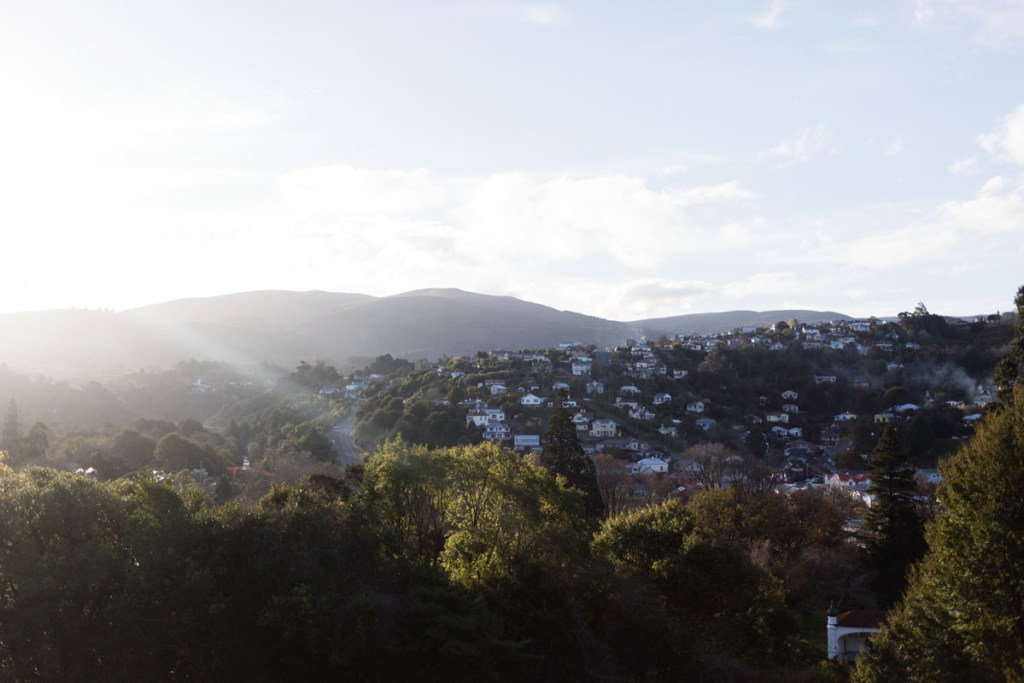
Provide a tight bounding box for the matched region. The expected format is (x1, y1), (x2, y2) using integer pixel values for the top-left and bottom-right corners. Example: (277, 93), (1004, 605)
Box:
(631, 457), (669, 475)
(827, 607), (884, 662)
(513, 434), (541, 452)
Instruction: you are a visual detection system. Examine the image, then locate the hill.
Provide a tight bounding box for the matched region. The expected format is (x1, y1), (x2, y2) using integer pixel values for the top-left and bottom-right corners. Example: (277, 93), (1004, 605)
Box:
(0, 289), (854, 376)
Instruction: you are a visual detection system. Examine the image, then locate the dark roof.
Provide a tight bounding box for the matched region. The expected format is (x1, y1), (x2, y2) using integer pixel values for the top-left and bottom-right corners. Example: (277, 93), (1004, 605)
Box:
(836, 610), (886, 629)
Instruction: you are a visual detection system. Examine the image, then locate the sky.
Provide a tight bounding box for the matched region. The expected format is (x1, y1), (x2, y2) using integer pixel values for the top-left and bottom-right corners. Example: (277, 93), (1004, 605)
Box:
(1, 0), (1023, 321)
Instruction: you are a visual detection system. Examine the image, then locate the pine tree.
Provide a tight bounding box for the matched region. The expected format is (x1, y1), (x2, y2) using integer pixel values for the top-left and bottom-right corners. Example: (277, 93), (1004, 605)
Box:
(864, 426), (925, 608)
(2, 399), (21, 453)
(540, 391), (604, 519)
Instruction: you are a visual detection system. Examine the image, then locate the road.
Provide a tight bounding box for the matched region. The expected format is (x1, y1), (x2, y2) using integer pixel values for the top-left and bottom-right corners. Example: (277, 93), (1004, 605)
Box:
(330, 413), (363, 466)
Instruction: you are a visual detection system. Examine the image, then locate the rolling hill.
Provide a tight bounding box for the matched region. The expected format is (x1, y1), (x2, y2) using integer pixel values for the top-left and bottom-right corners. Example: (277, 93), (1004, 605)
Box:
(0, 289), (855, 376)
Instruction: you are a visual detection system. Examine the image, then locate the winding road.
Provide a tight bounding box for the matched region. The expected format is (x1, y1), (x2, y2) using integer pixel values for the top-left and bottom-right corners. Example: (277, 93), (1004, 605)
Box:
(330, 413), (363, 466)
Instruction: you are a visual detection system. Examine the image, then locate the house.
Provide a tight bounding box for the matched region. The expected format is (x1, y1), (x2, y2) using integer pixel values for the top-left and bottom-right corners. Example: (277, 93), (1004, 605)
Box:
(571, 411), (593, 426)
(596, 437), (650, 452)
(657, 424), (678, 437)
(483, 422), (511, 441)
(766, 412), (789, 424)
(629, 407), (656, 421)
(466, 409), (491, 427)
(815, 374), (838, 384)
(695, 417), (717, 431)
(520, 393), (543, 407)
(686, 400), (705, 414)
(590, 419), (618, 438)
(631, 457), (669, 475)
(652, 392), (672, 405)
(781, 389), (799, 400)
(488, 383), (507, 396)
(834, 411), (857, 422)
(571, 362), (592, 376)
(618, 384), (642, 396)
(513, 434), (541, 452)
(552, 382), (571, 392)
(585, 380), (605, 395)
(827, 608), (885, 662)
(615, 399), (640, 411)
(673, 370), (689, 380)
(782, 403), (799, 414)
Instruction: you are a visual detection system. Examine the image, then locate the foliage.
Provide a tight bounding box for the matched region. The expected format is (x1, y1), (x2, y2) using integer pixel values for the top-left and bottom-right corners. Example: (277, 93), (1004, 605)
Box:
(539, 391), (604, 519)
(854, 385), (1024, 681)
(864, 426), (926, 608)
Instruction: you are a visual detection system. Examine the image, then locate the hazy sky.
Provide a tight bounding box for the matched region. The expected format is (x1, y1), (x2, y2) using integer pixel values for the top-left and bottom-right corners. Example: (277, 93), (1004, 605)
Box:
(2, 1), (1023, 320)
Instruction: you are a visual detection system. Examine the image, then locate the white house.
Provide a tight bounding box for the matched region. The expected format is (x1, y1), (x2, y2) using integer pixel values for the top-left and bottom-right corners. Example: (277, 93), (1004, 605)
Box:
(571, 363), (592, 376)
(483, 422), (511, 441)
(827, 608), (884, 662)
(652, 392), (672, 405)
(590, 419), (618, 438)
(520, 393), (544, 407)
(781, 389), (799, 400)
(686, 401), (705, 414)
(631, 457), (669, 475)
(585, 381), (605, 395)
(834, 411), (857, 422)
(513, 434), (541, 452)
(618, 384), (642, 396)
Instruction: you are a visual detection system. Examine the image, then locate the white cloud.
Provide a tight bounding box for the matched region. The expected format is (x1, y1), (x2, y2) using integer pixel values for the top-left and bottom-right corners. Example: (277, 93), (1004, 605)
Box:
(941, 175), (1024, 233)
(978, 103), (1024, 165)
(759, 124), (831, 165)
(913, 0), (1024, 48)
(469, 1), (569, 25)
(751, 0), (794, 29)
(949, 157), (981, 175)
(885, 136), (905, 157)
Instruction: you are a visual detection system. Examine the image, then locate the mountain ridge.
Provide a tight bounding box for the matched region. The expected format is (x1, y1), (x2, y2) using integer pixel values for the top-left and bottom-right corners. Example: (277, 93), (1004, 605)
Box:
(0, 289), (863, 376)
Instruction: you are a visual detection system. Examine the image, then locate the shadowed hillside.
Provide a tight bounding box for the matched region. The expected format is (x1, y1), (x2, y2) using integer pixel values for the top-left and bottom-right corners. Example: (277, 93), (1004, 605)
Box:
(0, 289), (854, 375)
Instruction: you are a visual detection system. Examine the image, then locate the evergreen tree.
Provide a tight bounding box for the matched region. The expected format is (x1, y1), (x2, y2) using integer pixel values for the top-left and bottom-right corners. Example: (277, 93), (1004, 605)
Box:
(864, 426), (925, 608)
(540, 391), (604, 519)
(2, 399), (21, 451)
(855, 384), (1024, 682)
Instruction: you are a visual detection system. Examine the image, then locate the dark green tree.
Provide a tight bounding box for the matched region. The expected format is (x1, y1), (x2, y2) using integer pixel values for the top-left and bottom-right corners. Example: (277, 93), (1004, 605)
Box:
(855, 384), (1024, 682)
(864, 426), (926, 608)
(540, 391), (604, 519)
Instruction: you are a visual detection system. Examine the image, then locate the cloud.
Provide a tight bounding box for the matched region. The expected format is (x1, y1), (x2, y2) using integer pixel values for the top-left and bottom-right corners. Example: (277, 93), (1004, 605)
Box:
(885, 136), (905, 157)
(913, 0), (1024, 48)
(750, 0), (794, 29)
(940, 175), (1024, 234)
(469, 1), (569, 25)
(759, 124), (831, 165)
(977, 103), (1024, 165)
(949, 157), (981, 175)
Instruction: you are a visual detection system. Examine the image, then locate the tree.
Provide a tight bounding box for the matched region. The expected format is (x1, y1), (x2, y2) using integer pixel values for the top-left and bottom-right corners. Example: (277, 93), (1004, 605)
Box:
(864, 426), (926, 608)
(2, 399), (21, 452)
(855, 384), (1024, 681)
(539, 391), (604, 519)
(994, 284), (1024, 403)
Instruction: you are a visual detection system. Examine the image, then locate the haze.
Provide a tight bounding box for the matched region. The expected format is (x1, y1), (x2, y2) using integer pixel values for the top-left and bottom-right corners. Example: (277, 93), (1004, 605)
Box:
(2, 1), (1022, 319)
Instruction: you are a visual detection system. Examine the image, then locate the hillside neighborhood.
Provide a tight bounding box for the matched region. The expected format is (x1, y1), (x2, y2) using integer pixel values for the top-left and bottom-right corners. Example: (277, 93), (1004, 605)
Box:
(352, 309), (1009, 512)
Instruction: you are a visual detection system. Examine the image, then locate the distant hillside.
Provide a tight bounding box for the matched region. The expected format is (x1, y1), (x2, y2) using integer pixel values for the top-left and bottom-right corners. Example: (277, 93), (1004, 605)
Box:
(0, 289), (857, 376)
(634, 309), (855, 336)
